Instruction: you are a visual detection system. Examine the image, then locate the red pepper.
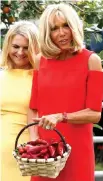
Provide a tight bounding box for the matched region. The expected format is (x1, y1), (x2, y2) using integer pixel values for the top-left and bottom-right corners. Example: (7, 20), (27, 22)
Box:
(30, 154), (38, 159)
(27, 141), (37, 145)
(44, 153), (50, 159)
(27, 139), (48, 146)
(48, 145), (56, 157)
(21, 153), (33, 159)
(21, 153), (29, 158)
(30, 152), (42, 159)
(50, 139), (59, 146)
(27, 145), (48, 154)
(57, 142), (64, 156)
(40, 148), (48, 154)
(18, 146), (25, 154)
(21, 152), (42, 159)
(23, 144), (34, 152)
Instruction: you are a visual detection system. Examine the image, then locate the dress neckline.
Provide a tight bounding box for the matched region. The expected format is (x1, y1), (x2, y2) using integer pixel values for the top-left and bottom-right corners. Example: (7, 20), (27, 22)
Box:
(49, 48), (84, 62)
(4, 68), (33, 76)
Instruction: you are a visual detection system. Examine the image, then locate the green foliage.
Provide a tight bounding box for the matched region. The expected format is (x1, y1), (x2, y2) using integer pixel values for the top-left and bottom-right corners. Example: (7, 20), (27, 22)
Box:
(18, 0), (64, 20)
(98, 50), (103, 59)
(1, 0), (103, 55)
(94, 124), (103, 131)
(1, 0), (103, 28)
(1, 0), (19, 28)
(76, 0), (103, 29)
(74, 0), (103, 60)
(19, 0), (45, 20)
(95, 163), (103, 171)
(98, 50), (103, 67)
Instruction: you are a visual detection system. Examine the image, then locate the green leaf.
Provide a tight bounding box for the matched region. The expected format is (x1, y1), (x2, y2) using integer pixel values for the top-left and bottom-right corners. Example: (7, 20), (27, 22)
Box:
(94, 124), (103, 130)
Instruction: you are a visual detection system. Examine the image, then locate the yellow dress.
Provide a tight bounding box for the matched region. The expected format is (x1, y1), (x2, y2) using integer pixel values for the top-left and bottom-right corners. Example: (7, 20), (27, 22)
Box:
(0, 69), (33, 181)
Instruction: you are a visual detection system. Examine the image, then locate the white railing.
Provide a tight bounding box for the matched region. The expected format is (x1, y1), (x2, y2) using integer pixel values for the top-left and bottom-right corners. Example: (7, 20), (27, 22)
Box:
(94, 102), (103, 179)
(95, 171), (103, 177)
(93, 136), (103, 143)
(94, 136), (103, 178)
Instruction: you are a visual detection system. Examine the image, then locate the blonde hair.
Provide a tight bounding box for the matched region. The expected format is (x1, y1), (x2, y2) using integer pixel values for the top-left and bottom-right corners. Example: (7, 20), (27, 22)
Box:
(39, 3), (84, 58)
(1, 20), (40, 69)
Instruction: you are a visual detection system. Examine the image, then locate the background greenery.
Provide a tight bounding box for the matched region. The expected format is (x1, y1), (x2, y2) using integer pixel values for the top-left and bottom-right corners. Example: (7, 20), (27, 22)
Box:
(1, 0), (103, 53)
(1, 0), (103, 63)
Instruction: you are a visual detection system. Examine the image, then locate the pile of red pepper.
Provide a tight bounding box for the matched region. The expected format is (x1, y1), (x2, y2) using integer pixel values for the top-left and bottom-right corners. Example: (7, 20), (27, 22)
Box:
(17, 138), (66, 159)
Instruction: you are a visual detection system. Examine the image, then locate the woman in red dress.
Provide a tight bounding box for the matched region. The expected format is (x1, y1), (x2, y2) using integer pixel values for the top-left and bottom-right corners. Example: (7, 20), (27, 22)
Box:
(28, 3), (103, 181)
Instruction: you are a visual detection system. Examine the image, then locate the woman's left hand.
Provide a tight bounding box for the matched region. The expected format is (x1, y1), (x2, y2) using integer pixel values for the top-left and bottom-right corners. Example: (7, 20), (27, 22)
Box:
(38, 113), (63, 130)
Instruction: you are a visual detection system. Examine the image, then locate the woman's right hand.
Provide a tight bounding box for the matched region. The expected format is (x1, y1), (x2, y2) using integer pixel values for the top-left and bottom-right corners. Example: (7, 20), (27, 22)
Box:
(33, 113), (63, 130)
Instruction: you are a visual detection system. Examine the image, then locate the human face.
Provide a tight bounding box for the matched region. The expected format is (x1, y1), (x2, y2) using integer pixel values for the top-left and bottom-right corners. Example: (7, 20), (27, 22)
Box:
(50, 16), (72, 51)
(9, 34), (30, 69)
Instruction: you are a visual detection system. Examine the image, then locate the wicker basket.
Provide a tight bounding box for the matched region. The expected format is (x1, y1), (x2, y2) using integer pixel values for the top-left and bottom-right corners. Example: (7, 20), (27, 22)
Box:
(13, 122), (71, 178)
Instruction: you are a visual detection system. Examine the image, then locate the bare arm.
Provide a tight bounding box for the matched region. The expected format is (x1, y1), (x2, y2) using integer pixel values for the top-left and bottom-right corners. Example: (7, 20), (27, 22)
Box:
(64, 53), (102, 124)
(27, 108), (39, 140)
(27, 54), (41, 139)
(38, 108), (101, 130)
(61, 108), (101, 124)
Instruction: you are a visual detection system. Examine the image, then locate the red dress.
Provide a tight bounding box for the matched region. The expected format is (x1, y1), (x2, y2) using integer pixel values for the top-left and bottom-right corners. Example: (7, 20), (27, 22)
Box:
(30, 49), (103, 181)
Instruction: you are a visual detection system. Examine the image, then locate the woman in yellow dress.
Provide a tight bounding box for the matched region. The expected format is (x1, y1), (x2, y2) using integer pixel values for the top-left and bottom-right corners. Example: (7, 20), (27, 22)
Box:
(0, 21), (40, 181)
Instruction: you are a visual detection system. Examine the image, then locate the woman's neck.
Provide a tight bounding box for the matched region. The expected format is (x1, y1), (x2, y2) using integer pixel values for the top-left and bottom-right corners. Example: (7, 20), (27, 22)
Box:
(57, 50), (77, 60)
(56, 50), (76, 60)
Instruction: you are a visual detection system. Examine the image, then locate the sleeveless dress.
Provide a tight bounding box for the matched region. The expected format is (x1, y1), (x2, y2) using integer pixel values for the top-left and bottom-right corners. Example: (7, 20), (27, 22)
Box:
(30, 49), (103, 181)
(0, 69), (33, 181)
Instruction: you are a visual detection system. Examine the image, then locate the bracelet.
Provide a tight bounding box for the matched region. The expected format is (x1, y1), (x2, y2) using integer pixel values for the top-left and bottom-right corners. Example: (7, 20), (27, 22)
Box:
(62, 112), (68, 122)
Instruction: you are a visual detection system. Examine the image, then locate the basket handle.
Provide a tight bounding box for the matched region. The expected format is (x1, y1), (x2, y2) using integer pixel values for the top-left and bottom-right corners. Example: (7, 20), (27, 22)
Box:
(14, 120), (68, 152)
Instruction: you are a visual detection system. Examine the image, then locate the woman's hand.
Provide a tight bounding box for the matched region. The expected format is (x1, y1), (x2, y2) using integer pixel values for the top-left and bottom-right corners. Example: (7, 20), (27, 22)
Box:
(38, 113), (63, 130)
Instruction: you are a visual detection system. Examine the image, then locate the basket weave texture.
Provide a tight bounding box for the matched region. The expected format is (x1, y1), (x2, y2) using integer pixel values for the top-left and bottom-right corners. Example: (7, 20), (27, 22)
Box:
(13, 122), (71, 178)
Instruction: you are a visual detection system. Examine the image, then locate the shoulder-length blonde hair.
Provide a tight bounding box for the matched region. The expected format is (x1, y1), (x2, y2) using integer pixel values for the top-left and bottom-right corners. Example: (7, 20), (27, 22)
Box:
(39, 3), (84, 59)
(1, 20), (40, 69)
